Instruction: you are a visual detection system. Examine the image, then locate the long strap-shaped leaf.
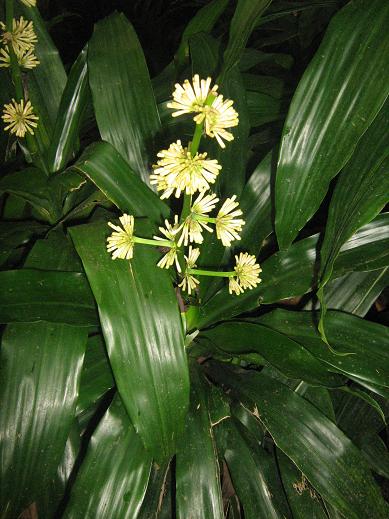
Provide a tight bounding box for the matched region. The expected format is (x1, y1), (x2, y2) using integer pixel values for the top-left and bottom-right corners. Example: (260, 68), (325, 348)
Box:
(63, 395), (152, 519)
(88, 12), (161, 184)
(47, 46), (89, 173)
(275, 0), (389, 249)
(207, 363), (389, 519)
(71, 141), (169, 224)
(70, 221), (189, 460)
(176, 365), (224, 519)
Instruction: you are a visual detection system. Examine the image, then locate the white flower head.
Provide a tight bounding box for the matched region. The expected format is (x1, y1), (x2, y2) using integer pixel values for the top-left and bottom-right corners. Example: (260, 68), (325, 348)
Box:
(1, 17), (38, 54)
(107, 214), (135, 260)
(167, 74), (218, 119)
(154, 215), (182, 272)
(229, 252), (262, 295)
(0, 46), (39, 69)
(202, 95), (239, 148)
(216, 195), (245, 247)
(150, 140), (221, 198)
(179, 246), (200, 295)
(2, 98), (39, 137)
(178, 191), (219, 246)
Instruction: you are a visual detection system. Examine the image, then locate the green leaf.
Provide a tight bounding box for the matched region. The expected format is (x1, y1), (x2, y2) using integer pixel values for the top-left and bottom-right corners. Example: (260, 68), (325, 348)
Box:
(275, 0), (389, 249)
(201, 321), (342, 386)
(88, 12), (161, 183)
(238, 149), (274, 254)
(216, 419), (292, 519)
(309, 268), (389, 317)
(176, 0), (229, 67)
(0, 168), (61, 223)
(47, 46), (89, 173)
(196, 214), (389, 328)
(277, 450), (328, 519)
(258, 309), (389, 391)
(63, 396), (152, 519)
(208, 364), (389, 519)
(358, 434), (389, 480)
(70, 221), (189, 460)
(0, 322), (87, 519)
(0, 221), (48, 267)
(247, 91), (286, 127)
(76, 334), (115, 414)
(176, 365), (224, 519)
(0, 269), (97, 326)
(71, 141), (168, 224)
(223, 0), (272, 72)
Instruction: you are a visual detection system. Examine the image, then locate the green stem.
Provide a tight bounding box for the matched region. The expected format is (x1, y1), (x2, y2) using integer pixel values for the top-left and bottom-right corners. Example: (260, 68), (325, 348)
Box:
(194, 215), (216, 223)
(188, 268), (235, 278)
(134, 237), (173, 248)
(190, 123), (203, 157)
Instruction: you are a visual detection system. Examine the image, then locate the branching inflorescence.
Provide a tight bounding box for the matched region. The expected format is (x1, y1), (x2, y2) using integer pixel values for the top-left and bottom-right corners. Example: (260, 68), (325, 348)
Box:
(107, 75), (262, 298)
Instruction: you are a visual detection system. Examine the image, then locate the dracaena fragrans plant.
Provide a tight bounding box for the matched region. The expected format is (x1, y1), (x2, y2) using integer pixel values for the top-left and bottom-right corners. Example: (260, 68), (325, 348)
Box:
(0, 0), (389, 518)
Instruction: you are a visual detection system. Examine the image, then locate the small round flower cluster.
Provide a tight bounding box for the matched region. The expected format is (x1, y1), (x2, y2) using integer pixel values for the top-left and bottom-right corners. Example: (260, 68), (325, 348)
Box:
(1, 2), (39, 139)
(107, 75), (262, 297)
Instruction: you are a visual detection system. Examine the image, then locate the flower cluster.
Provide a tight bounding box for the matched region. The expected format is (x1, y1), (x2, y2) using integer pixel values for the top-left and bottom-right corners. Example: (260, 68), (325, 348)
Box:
(1, 4), (39, 139)
(107, 75), (261, 298)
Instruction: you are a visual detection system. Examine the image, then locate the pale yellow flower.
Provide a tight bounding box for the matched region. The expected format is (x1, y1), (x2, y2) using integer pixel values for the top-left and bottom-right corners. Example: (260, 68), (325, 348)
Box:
(178, 191), (219, 246)
(154, 216), (182, 272)
(167, 75), (218, 118)
(215, 195), (245, 247)
(1, 17), (38, 54)
(202, 95), (239, 148)
(20, 0), (37, 6)
(229, 253), (262, 295)
(0, 46), (39, 69)
(2, 98), (38, 137)
(106, 214), (135, 260)
(179, 246), (200, 295)
(150, 140), (221, 198)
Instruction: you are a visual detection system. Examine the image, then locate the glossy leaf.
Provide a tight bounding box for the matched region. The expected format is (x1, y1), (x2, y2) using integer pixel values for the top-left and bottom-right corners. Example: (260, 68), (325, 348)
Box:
(63, 396), (152, 519)
(258, 310), (389, 391)
(71, 141), (168, 224)
(201, 321), (342, 386)
(0, 221), (48, 267)
(70, 222), (189, 460)
(238, 149), (274, 254)
(0, 269), (97, 326)
(88, 12), (161, 183)
(358, 434), (389, 480)
(76, 334), (115, 414)
(216, 419), (291, 519)
(223, 0), (272, 72)
(0, 168), (61, 224)
(246, 91), (286, 127)
(277, 451), (328, 519)
(196, 214), (389, 328)
(309, 268), (389, 317)
(208, 364), (389, 519)
(0, 323), (87, 519)
(275, 0), (389, 248)
(319, 101), (389, 289)
(176, 0), (228, 66)
(176, 365), (224, 519)
(47, 46), (89, 173)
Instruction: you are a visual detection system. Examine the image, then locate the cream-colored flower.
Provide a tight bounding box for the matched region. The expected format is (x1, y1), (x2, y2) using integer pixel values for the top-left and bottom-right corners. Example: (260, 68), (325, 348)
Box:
(154, 216), (182, 272)
(20, 0), (37, 6)
(202, 95), (239, 148)
(179, 246), (200, 295)
(229, 252), (262, 295)
(2, 98), (38, 137)
(215, 195), (245, 247)
(0, 46), (39, 69)
(178, 191), (219, 246)
(1, 17), (38, 54)
(151, 140), (221, 198)
(167, 75), (218, 119)
(106, 214), (135, 260)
